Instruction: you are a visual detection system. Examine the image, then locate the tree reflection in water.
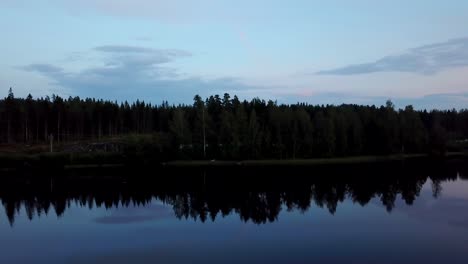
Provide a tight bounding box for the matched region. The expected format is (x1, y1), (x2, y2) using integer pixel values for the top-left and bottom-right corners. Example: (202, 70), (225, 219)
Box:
(1, 159), (467, 226)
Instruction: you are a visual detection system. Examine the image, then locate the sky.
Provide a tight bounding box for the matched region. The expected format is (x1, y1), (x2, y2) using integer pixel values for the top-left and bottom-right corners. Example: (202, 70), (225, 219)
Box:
(1, 0), (468, 109)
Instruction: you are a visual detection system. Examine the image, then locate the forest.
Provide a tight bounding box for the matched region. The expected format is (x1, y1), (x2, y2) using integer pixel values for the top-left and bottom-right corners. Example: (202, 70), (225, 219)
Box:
(1, 88), (467, 160)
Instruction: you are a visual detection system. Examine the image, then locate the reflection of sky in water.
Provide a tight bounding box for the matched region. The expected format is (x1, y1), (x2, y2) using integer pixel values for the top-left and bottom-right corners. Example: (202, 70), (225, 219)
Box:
(0, 178), (467, 264)
(93, 200), (174, 224)
(433, 176), (468, 200)
(387, 177), (468, 229)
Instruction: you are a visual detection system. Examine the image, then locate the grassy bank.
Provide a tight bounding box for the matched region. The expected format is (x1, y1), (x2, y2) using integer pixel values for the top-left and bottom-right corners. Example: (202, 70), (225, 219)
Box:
(163, 153), (466, 168)
(0, 152), (126, 171)
(0, 151), (466, 171)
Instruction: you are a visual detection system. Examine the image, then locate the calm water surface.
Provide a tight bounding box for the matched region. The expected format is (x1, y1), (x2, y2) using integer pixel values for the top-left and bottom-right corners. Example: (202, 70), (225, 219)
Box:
(1, 162), (468, 263)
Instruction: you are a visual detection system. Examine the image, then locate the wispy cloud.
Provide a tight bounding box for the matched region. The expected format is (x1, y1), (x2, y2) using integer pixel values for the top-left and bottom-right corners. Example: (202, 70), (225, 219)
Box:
(22, 64), (63, 74)
(318, 37), (468, 75)
(21, 45), (257, 103)
(94, 45), (158, 53)
(94, 45), (191, 57)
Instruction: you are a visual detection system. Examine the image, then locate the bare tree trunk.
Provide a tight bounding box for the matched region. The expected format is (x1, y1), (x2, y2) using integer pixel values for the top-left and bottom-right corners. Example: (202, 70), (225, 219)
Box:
(7, 118), (11, 144)
(203, 106), (206, 158)
(49, 134), (53, 152)
(44, 121), (48, 143)
(25, 119), (28, 143)
(98, 116), (102, 140)
(293, 139), (297, 160)
(36, 120), (39, 143)
(57, 112), (60, 143)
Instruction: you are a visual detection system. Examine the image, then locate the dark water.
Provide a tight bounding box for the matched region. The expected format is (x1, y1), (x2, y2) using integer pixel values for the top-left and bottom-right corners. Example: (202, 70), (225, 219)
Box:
(1, 159), (468, 264)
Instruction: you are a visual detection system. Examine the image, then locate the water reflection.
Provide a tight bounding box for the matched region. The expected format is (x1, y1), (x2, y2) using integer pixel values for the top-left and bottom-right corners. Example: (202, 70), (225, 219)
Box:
(389, 179), (468, 228)
(93, 203), (174, 224)
(2, 159), (467, 226)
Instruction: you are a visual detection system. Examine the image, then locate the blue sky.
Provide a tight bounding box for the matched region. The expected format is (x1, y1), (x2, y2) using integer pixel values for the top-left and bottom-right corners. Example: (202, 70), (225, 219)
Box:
(1, 0), (468, 109)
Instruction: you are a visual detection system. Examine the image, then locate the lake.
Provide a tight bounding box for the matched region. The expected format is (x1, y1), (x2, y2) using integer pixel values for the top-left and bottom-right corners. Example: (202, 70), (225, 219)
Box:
(1, 158), (468, 263)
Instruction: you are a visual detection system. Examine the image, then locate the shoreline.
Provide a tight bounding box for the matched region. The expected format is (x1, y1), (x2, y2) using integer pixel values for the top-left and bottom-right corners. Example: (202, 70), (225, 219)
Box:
(0, 152), (465, 171)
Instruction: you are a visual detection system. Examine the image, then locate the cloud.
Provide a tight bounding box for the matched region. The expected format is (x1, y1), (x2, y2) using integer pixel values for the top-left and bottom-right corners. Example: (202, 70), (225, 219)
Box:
(95, 45), (157, 53)
(94, 203), (174, 224)
(318, 37), (468, 75)
(94, 45), (191, 57)
(22, 64), (64, 74)
(21, 45), (257, 103)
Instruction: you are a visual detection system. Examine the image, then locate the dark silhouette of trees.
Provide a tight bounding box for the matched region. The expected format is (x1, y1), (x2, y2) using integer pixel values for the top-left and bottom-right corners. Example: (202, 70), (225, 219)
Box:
(1, 158), (465, 226)
(1, 89), (468, 159)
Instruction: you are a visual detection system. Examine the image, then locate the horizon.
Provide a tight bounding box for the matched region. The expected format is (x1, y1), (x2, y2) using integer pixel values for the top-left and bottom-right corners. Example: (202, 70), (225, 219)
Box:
(2, 1), (468, 109)
(2, 88), (465, 111)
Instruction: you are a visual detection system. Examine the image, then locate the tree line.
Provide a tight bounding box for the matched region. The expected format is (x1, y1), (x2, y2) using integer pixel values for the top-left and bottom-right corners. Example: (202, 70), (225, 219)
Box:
(1, 88), (467, 159)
